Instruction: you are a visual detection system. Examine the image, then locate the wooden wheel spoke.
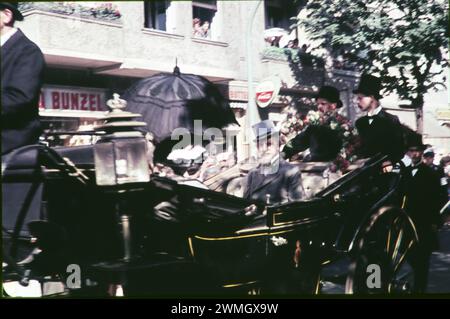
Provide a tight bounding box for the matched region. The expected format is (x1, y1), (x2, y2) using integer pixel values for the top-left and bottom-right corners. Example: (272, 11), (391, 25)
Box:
(387, 217), (401, 256)
(393, 239), (414, 274)
(386, 226), (392, 255)
(391, 227), (404, 265)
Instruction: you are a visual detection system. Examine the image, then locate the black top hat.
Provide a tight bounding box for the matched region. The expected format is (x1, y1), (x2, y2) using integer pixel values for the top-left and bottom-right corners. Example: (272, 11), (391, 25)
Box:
(406, 131), (426, 151)
(353, 74), (382, 99)
(0, 2), (24, 21)
(252, 120), (279, 142)
(315, 86), (343, 108)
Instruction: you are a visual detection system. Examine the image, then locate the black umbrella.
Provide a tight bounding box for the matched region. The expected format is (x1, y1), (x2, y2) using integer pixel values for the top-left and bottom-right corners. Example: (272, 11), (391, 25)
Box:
(122, 66), (238, 143)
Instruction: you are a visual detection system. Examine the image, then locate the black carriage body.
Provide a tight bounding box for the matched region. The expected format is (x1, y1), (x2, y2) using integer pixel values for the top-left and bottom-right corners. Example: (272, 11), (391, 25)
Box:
(2, 145), (412, 294)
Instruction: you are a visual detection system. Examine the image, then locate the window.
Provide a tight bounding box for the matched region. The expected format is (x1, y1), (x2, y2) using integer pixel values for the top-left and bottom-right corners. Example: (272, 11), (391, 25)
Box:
(192, 1), (217, 39)
(144, 1), (170, 31)
(265, 0), (299, 29)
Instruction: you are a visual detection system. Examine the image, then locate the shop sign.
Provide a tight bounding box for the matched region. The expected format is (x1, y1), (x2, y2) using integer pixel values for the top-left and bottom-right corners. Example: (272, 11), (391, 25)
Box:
(39, 85), (108, 112)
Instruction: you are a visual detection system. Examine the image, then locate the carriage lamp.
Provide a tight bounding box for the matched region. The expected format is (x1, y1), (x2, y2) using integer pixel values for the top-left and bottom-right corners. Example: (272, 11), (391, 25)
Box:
(94, 94), (150, 186)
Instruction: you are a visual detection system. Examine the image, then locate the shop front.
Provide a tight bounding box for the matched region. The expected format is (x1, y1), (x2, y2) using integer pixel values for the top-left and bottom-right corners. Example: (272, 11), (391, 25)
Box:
(39, 85), (109, 147)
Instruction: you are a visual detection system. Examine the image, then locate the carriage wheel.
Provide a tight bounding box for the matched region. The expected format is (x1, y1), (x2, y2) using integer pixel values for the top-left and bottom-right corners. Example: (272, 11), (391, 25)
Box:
(345, 207), (419, 294)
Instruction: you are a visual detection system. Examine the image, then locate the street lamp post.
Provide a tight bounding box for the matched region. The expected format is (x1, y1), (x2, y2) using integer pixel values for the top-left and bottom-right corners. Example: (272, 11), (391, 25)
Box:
(245, 0), (262, 160)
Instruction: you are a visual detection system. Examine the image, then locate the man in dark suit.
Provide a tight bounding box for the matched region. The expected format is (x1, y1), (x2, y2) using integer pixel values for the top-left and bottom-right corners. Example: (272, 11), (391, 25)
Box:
(403, 133), (442, 292)
(244, 120), (304, 204)
(423, 148), (448, 211)
(353, 74), (405, 163)
(282, 86), (343, 162)
(1, 2), (45, 155)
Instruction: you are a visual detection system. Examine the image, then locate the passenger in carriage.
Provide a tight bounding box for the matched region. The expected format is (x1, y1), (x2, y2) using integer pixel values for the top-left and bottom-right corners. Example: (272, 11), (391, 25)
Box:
(150, 134), (235, 184)
(353, 74), (406, 164)
(281, 86), (344, 162)
(243, 120), (305, 204)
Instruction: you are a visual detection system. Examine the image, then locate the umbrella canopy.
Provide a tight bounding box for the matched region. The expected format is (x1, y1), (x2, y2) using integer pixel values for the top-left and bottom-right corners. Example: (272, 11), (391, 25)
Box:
(122, 66), (238, 143)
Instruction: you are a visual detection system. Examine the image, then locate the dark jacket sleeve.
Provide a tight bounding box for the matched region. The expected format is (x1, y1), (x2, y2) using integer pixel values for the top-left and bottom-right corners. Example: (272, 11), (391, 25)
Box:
(282, 126), (311, 159)
(243, 170), (253, 199)
(287, 167), (304, 201)
(1, 43), (45, 118)
(353, 118), (366, 157)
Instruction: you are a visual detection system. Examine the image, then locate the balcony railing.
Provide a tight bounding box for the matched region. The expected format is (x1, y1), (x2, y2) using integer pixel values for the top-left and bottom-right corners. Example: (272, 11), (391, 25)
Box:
(19, 2), (122, 23)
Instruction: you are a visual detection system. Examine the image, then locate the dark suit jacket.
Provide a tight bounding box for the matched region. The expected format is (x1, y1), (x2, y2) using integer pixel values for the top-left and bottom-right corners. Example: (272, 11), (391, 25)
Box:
(1, 29), (45, 155)
(403, 163), (441, 246)
(355, 109), (405, 162)
(282, 125), (342, 162)
(429, 164), (448, 212)
(243, 159), (304, 204)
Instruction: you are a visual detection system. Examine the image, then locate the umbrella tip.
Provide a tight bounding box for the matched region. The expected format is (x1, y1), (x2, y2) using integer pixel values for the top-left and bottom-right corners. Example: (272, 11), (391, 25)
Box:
(173, 58), (180, 76)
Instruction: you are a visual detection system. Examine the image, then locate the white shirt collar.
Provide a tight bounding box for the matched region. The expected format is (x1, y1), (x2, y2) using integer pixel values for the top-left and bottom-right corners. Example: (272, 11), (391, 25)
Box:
(0, 28), (18, 47)
(367, 105), (382, 117)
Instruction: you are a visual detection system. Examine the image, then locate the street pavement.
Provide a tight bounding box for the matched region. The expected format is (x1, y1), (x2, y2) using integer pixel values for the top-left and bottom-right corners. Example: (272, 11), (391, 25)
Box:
(427, 224), (450, 293)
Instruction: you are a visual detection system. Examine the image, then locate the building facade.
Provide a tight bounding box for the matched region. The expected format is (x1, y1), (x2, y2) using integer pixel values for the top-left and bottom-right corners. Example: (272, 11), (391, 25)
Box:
(23, 1), (435, 159)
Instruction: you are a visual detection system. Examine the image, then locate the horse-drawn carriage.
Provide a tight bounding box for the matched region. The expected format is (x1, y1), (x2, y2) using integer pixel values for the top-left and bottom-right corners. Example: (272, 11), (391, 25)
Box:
(2, 140), (420, 296)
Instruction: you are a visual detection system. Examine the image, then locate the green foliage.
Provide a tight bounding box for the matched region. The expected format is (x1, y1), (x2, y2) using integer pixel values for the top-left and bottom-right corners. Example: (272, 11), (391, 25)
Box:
(295, 0), (449, 107)
(261, 46), (325, 68)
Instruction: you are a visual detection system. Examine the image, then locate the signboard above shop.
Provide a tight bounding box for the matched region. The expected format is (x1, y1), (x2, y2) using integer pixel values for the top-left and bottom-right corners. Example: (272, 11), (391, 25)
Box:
(39, 85), (108, 112)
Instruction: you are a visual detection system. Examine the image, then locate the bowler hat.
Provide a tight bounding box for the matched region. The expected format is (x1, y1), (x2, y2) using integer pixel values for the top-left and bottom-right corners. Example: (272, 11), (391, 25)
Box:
(0, 2), (24, 21)
(315, 86), (343, 108)
(353, 74), (382, 99)
(252, 120), (279, 142)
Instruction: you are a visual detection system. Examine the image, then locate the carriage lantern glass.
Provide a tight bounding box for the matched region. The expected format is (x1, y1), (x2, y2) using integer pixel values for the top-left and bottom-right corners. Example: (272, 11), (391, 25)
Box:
(93, 94), (150, 186)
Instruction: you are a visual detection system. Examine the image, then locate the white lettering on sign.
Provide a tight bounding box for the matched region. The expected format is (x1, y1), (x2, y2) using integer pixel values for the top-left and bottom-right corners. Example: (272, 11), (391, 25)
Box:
(39, 86), (108, 112)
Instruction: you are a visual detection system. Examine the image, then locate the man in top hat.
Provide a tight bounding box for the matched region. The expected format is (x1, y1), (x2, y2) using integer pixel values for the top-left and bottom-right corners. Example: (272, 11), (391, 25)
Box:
(243, 120), (304, 204)
(423, 147), (448, 210)
(1, 2), (45, 155)
(403, 132), (442, 292)
(353, 74), (405, 163)
(282, 85), (343, 162)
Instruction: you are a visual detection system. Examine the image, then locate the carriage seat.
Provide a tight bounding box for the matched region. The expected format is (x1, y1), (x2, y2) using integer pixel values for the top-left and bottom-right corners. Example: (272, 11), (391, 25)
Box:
(292, 162), (342, 199)
(219, 161), (341, 200)
(2, 145), (41, 174)
(53, 145), (94, 167)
